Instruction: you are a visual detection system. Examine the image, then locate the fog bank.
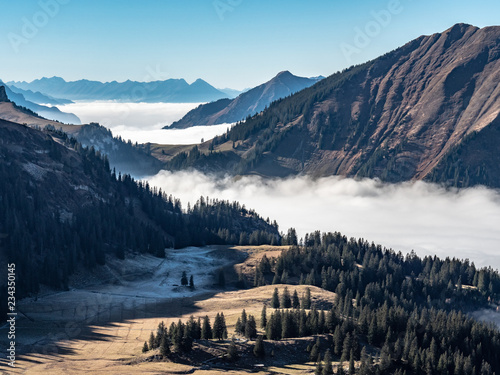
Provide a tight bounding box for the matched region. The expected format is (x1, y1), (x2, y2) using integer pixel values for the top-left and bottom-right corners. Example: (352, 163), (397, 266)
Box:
(147, 170), (500, 271)
(56, 102), (231, 144)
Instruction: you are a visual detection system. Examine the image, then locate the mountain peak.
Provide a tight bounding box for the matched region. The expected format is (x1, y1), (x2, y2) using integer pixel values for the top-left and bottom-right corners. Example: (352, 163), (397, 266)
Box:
(275, 70), (294, 79)
(0, 86), (9, 102)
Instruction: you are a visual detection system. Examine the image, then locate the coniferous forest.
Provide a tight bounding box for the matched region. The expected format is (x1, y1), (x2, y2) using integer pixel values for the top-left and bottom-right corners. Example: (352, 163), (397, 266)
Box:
(0, 120), (279, 312)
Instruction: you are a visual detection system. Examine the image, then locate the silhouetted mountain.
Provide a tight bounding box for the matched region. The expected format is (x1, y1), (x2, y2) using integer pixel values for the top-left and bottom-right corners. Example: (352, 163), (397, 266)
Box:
(166, 24), (500, 188)
(0, 82), (81, 124)
(167, 71), (323, 128)
(9, 76), (229, 103)
(6, 84), (73, 105)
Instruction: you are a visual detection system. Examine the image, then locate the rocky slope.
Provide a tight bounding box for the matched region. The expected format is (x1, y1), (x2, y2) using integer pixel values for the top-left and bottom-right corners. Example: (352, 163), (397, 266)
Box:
(167, 71), (323, 128)
(169, 24), (500, 188)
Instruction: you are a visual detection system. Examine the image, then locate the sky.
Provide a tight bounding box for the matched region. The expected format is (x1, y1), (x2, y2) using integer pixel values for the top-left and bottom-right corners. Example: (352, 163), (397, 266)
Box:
(1, 0), (499, 90)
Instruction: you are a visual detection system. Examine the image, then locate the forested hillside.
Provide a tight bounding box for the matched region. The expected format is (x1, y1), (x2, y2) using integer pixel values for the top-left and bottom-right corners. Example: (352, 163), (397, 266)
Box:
(0, 119), (279, 310)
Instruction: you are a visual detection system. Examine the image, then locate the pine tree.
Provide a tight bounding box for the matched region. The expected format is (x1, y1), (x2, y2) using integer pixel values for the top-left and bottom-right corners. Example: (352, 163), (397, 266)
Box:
(349, 349), (355, 375)
(310, 337), (321, 361)
(245, 315), (257, 339)
(301, 287), (311, 309)
(261, 305), (267, 328)
(148, 332), (156, 350)
(323, 349), (333, 375)
(159, 334), (170, 357)
(292, 289), (300, 308)
(189, 275), (194, 289)
(201, 315), (212, 340)
(272, 288), (280, 308)
(181, 271), (188, 286)
(253, 335), (265, 357)
(315, 358), (324, 375)
(142, 341), (149, 353)
(281, 286), (292, 308)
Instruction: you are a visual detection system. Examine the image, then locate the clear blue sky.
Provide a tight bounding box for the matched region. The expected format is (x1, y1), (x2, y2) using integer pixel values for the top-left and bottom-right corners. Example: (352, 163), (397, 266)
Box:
(1, 0), (499, 90)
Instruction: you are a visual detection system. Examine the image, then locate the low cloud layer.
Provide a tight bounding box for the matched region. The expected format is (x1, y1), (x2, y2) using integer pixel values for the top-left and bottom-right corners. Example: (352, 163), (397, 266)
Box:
(56, 102), (231, 144)
(147, 170), (500, 271)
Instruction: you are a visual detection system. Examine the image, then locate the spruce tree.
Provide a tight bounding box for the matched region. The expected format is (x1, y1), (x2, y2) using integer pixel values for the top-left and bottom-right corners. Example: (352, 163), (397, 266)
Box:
(201, 315), (212, 340)
(271, 288), (280, 308)
(301, 287), (311, 309)
(181, 271), (188, 286)
(142, 341), (149, 353)
(292, 289), (300, 308)
(282, 286), (292, 308)
(261, 305), (267, 328)
(149, 332), (156, 350)
(160, 334), (170, 357)
(323, 349), (333, 375)
(189, 275), (194, 289)
(245, 315), (258, 339)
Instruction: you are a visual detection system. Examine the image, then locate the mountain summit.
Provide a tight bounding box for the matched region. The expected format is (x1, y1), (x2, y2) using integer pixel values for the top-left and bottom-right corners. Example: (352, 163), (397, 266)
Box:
(167, 71), (323, 128)
(167, 24), (500, 188)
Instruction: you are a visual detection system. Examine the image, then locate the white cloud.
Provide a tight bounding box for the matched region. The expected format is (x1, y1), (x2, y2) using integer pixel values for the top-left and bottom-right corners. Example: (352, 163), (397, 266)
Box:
(147, 171), (500, 271)
(56, 101), (232, 144)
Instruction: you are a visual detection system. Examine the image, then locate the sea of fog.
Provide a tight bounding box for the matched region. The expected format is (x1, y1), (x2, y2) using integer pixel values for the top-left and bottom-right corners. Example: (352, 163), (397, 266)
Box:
(56, 101), (232, 144)
(147, 171), (500, 272)
(57, 101), (500, 271)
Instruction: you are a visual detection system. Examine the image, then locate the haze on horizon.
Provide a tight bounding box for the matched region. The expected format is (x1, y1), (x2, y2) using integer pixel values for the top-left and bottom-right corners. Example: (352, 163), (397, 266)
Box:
(1, 0), (500, 90)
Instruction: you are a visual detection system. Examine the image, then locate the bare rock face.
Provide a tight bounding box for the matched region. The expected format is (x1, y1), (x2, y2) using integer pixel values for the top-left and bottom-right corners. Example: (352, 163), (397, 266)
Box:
(195, 24), (500, 187)
(0, 86), (9, 102)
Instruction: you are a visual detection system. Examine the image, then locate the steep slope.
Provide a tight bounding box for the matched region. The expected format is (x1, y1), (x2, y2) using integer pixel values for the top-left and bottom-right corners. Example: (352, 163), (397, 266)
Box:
(0, 119), (279, 303)
(9, 76), (228, 103)
(167, 71), (323, 128)
(0, 89), (161, 177)
(168, 24), (500, 188)
(0, 83), (81, 124)
(6, 84), (73, 105)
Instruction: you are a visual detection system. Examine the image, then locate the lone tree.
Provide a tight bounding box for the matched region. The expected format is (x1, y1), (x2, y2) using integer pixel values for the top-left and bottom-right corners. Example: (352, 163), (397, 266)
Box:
(189, 275), (195, 289)
(181, 271), (188, 286)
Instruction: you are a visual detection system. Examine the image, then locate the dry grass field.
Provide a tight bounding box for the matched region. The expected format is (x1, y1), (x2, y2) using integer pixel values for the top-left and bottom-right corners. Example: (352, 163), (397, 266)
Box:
(2, 246), (344, 375)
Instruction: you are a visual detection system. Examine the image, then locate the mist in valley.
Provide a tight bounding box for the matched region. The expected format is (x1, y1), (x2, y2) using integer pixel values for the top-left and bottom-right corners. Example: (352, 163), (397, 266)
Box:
(56, 101), (232, 144)
(147, 170), (500, 272)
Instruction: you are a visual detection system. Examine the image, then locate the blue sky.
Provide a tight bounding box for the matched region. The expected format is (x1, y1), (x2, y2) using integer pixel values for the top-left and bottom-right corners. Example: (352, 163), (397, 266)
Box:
(1, 0), (499, 89)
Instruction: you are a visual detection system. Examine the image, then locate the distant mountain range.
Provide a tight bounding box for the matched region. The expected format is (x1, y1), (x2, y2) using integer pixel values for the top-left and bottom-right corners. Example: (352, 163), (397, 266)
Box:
(165, 24), (500, 189)
(167, 71), (324, 128)
(8, 76), (230, 103)
(0, 82), (81, 124)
